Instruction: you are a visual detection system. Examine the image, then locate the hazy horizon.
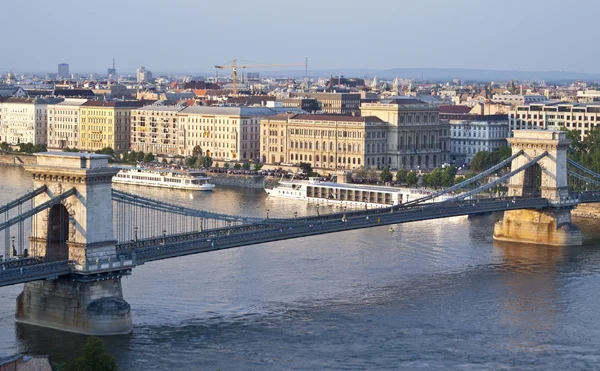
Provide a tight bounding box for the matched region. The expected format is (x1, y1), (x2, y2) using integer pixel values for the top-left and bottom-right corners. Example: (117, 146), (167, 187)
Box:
(1, 0), (599, 75)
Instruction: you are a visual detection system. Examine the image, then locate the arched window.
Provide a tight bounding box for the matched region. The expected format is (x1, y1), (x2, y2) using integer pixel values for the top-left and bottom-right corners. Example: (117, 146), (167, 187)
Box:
(358, 158), (361, 165)
(300, 142), (303, 149)
(309, 155), (312, 161)
(309, 142), (312, 149)
(353, 158), (356, 164)
(330, 156), (334, 163)
(315, 155), (320, 162)
(316, 142), (320, 150)
(330, 142), (334, 150)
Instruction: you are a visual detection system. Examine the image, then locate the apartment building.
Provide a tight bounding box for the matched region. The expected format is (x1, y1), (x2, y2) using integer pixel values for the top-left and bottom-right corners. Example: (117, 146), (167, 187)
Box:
(360, 98), (450, 170)
(260, 114), (388, 170)
(177, 106), (277, 161)
(131, 106), (184, 155)
(79, 101), (142, 151)
(0, 97), (63, 145)
(289, 92), (361, 114)
(444, 113), (509, 164)
(46, 98), (88, 150)
(509, 101), (600, 140)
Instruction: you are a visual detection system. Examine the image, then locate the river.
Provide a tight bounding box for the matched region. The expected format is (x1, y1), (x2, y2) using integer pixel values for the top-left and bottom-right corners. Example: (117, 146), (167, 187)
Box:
(2, 165), (600, 370)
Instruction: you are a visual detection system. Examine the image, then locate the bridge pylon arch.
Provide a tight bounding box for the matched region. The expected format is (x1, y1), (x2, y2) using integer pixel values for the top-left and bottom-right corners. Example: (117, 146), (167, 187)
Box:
(16, 152), (132, 335)
(494, 130), (582, 246)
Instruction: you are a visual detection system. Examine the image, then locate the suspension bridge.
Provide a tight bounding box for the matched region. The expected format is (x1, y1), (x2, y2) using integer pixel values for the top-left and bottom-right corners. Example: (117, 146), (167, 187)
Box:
(2, 130), (600, 335)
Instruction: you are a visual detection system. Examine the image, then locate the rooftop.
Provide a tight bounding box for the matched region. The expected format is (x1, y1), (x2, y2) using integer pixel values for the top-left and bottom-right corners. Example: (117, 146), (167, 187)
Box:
(265, 113), (384, 123)
(180, 106), (278, 116)
(135, 105), (185, 112)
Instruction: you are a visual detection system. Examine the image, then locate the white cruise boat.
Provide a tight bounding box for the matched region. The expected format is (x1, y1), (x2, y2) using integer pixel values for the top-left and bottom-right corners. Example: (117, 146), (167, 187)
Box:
(112, 166), (215, 191)
(265, 176), (455, 207)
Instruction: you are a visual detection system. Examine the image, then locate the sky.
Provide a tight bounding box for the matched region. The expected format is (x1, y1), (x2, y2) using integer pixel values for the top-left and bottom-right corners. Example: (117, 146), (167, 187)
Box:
(1, 0), (599, 74)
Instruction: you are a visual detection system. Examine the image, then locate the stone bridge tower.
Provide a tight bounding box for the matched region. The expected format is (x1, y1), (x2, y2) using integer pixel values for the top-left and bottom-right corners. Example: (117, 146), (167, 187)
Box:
(494, 130), (581, 246)
(15, 152), (132, 335)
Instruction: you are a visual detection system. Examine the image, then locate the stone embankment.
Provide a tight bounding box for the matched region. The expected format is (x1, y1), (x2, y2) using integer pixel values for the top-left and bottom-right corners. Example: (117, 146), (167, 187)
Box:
(572, 203), (600, 219)
(206, 173), (267, 189)
(0, 153), (36, 166)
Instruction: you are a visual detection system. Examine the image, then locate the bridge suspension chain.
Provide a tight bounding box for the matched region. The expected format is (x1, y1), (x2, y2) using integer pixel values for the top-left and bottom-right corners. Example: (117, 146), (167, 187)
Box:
(447, 152), (548, 202)
(403, 149), (524, 206)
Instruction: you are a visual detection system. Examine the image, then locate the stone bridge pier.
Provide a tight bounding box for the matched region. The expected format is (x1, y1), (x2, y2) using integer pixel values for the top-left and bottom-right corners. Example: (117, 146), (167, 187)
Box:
(493, 130), (582, 246)
(16, 153), (132, 335)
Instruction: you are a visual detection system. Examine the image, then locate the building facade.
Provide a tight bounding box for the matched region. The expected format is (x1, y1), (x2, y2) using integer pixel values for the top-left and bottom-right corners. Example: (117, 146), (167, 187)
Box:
(58, 63), (69, 78)
(131, 106), (184, 155)
(178, 106), (276, 161)
(0, 97), (63, 145)
(289, 92), (361, 114)
(260, 114), (387, 170)
(136, 66), (152, 83)
(360, 98), (450, 170)
(445, 114), (509, 164)
(491, 94), (546, 106)
(47, 98), (88, 150)
(79, 101), (142, 151)
(509, 101), (600, 140)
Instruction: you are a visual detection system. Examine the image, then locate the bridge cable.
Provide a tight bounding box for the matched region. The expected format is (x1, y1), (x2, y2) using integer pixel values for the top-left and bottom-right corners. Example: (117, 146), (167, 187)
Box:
(403, 149), (524, 206)
(447, 152), (548, 202)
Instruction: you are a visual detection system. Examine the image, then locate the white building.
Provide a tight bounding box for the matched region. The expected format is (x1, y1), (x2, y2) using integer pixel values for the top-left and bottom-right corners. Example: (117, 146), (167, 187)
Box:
(47, 99), (88, 150)
(0, 97), (63, 145)
(443, 112), (509, 164)
(177, 106), (279, 161)
(492, 94), (546, 106)
(136, 66), (153, 84)
(509, 101), (600, 140)
(131, 106), (185, 156)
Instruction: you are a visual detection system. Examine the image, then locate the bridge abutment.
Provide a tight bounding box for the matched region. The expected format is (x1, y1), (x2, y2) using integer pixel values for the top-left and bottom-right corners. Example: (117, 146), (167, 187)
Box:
(15, 277), (132, 335)
(493, 209), (582, 246)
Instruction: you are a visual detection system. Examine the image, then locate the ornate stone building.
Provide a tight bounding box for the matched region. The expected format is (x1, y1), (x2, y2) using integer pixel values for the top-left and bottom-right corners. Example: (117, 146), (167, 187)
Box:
(130, 106), (184, 156)
(47, 98), (88, 150)
(260, 114), (388, 170)
(360, 98), (450, 170)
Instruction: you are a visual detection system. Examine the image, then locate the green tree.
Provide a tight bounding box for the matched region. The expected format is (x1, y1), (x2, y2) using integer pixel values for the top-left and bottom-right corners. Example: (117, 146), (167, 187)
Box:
(95, 147), (114, 156)
(253, 163), (263, 171)
(395, 168), (408, 183)
(192, 145), (202, 157)
(406, 171), (418, 187)
(161, 158), (168, 164)
(198, 156), (213, 168)
(186, 157), (197, 167)
(421, 173), (431, 187)
(0, 142), (9, 151)
(233, 163), (242, 170)
(143, 152), (155, 162)
(135, 151), (144, 162)
(298, 162), (313, 175)
(441, 166), (458, 187)
(428, 168), (443, 188)
(224, 163), (230, 169)
(380, 167), (393, 182)
(470, 151), (490, 172)
(242, 162), (251, 170)
(18, 143), (34, 153)
(63, 336), (118, 371)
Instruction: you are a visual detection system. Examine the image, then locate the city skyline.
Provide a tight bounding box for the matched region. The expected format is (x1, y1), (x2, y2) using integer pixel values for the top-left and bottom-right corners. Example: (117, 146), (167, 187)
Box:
(1, 0), (599, 74)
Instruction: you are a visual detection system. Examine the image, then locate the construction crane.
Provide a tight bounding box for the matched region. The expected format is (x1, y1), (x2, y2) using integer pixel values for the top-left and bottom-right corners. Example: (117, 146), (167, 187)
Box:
(215, 59), (306, 96)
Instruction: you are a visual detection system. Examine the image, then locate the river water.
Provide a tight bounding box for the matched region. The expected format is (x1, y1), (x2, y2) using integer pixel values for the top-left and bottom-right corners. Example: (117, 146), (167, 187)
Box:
(2, 165), (600, 370)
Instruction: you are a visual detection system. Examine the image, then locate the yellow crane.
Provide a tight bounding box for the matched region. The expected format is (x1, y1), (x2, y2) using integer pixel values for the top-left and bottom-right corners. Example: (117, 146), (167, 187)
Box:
(215, 59), (306, 95)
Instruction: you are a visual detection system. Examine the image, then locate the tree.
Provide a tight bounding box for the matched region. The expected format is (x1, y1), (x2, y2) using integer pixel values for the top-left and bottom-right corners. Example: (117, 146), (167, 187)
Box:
(253, 163), (263, 171)
(0, 142), (9, 152)
(194, 156), (213, 169)
(192, 145), (202, 157)
(95, 147), (114, 156)
(441, 166), (458, 187)
(428, 168), (443, 189)
(143, 152), (155, 162)
(406, 171), (418, 187)
(395, 168), (408, 183)
(421, 173), (431, 187)
(298, 162), (313, 175)
(161, 158), (168, 164)
(224, 163), (230, 169)
(242, 162), (251, 171)
(233, 163), (242, 170)
(380, 167), (393, 182)
(186, 157), (196, 167)
(135, 151), (144, 162)
(63, 336), (118, 371)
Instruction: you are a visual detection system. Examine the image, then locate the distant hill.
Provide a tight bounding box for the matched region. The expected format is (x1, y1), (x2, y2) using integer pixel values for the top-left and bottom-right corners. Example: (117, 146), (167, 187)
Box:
(257, 68), (600, 82)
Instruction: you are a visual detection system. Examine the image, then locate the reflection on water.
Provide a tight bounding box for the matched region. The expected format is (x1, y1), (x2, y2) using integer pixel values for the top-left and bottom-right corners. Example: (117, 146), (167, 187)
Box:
(3, 166), (600, 369)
